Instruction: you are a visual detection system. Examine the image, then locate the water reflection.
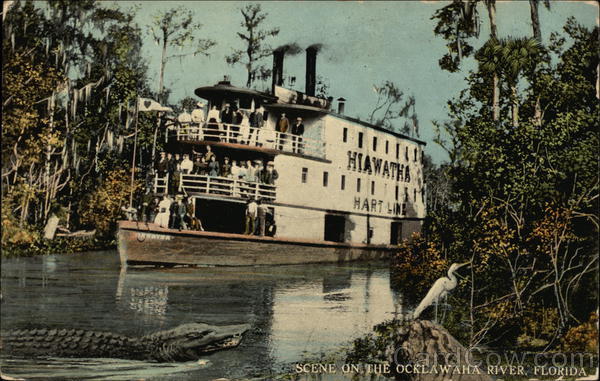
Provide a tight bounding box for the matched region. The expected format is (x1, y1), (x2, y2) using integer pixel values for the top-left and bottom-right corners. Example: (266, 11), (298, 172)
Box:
(1, 252), (400, 380)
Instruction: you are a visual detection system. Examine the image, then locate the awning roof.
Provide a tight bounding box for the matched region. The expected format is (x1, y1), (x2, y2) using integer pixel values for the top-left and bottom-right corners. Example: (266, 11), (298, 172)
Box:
(194, 84), (277, 103)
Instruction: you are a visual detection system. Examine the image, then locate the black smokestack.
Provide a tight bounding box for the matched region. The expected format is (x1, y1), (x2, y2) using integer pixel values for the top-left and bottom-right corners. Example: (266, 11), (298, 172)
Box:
(305, 46), (317, 97)
(272, 49), (284, 92)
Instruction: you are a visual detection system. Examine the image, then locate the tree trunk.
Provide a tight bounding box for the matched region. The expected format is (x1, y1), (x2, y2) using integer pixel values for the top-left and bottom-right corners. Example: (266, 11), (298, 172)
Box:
(529, 0), (542, 42)
(486, 1), (499, 122)
(486, 0), (497, 39)
(511, 85), (519, 127)
(492, 73), (499, 121)
(158, 30), (168, 103)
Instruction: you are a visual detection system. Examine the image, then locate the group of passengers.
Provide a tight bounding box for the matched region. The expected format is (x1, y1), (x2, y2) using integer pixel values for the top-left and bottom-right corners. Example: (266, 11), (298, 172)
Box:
(174, 101), (306, 153)
(154, 145), (279, 196)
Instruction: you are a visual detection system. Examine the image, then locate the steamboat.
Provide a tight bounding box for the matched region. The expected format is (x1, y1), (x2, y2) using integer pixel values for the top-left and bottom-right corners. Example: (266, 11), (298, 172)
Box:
(118, 47), (426, 266)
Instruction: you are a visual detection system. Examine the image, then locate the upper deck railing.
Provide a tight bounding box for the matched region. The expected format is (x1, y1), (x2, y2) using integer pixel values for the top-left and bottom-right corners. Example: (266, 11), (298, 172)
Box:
(172, 123), (326, 158)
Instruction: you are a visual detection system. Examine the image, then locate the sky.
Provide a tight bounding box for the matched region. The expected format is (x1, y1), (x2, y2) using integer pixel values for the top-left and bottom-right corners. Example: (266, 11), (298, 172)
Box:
(122, 0), (598, 163)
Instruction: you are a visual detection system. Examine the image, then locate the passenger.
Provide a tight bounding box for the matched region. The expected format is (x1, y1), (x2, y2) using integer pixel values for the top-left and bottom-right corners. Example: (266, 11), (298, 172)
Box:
(254, 160), (265, 184)
(121, 205), (138, 221)
(203, 145), (216, 163)
(244, 198), (258, 235)
(239, 111), (250, 144)
(257, 198), (267, 236)
(140, 187), (154, 222)
(249, 106), (264, 146)
(170, 153), (182, 194)
(154, 195), (172, 228)
(149, 197), (160, 223)
(193, 155), (208, 175)
(206, 105), (221, 141)
(180, 153), (194, 174)
(185, 197), (203, 231)
(155, 151), (169, 178)
(169, 195), (179, 229)
(261, 119), (277, 149)
(231, 160), (241, 180)
(263, 161), (279, 185)
(265, 210), (276, 237)
(176, 196), (188, 230)
(291, 117), (305, 154)
(221, 156), (232, 178)
(245, 160), (256, 182)
(220, 103), (234, 140)
(230, 109), (243, 143)
(208, 155), (220, 177)
(276, 113), (290, 150)
(177, 108), (192, 137)
(191, 101), (205, 140)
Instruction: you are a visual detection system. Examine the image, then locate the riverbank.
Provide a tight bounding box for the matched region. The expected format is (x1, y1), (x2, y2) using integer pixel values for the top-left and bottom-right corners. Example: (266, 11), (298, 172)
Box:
(1, 237), (115, 257)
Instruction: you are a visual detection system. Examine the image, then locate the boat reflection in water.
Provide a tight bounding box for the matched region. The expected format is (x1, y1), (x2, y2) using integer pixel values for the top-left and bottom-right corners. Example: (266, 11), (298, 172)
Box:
(1, 252), (401, 380)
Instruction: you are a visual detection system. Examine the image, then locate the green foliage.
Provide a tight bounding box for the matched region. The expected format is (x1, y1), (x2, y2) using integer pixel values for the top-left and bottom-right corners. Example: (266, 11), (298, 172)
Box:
(79, 169), (140, 237)
(404, 18), (598, 350)
(2, 1), (155, 253)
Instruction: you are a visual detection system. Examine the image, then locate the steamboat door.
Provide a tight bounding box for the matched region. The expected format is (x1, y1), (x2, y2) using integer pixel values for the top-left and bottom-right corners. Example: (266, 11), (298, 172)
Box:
(324, 214), (346, 243)
(390, 221), (403, 245)
(195, 198), (246, 234)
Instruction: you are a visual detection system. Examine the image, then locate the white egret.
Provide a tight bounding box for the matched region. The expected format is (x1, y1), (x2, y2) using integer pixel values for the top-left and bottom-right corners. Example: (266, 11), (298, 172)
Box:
(412, 262), (470, 321)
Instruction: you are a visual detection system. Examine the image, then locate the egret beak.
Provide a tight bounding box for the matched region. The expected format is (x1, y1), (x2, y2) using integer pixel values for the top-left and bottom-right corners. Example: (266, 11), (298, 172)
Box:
(456, 262), (470, 269)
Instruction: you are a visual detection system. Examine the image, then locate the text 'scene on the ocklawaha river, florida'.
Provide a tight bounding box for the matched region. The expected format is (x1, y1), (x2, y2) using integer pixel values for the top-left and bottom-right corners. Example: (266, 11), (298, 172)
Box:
(1, 1), (598, 380)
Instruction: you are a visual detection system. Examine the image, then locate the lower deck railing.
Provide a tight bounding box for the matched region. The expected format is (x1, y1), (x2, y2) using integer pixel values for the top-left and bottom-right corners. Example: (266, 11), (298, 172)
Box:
(154, 173), (276, 201)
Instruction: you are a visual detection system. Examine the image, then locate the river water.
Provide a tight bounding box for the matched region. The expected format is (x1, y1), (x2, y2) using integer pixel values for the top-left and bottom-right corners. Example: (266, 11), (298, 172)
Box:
(1, 251), (403, 380)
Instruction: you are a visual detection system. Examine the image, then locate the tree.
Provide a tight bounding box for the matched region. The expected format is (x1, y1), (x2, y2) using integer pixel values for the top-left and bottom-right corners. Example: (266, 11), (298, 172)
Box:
(428, 19), (598, 345)
(226, 3), (280, 88)
(529, 0), (551, 43)
(2, 1), (155, 249)
(367, 81), (419, 137)
(431, 0), (480, 72)
(148, 6), (216, 102)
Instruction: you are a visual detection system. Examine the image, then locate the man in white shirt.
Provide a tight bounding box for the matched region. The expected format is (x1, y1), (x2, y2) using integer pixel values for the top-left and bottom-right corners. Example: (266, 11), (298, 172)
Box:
(244, 198), (258, 235)
(191, 101), (205, 140)
(180, 153), (194, 174)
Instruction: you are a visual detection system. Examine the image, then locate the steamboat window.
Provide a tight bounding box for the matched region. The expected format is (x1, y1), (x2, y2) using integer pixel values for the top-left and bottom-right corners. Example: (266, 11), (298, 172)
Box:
(395, 143), (399, 159)
(301, 167), (308, 183)
(413, 188), (417, 202)
(358, 132), (363, 148)
(405, 146), (409, 161)
(371, 181), (375, 195)
(323, 171), (329, 187)
(372, 137), (377, 151)
(414, 148), (418, 162)
(404, 187), (409, 202)
(356, 178), (361, 192)
(395, 185), (399, 200)
(385, 140), (389, 154)
(343, 127), (348, 142)
(341, 175), (346, 190)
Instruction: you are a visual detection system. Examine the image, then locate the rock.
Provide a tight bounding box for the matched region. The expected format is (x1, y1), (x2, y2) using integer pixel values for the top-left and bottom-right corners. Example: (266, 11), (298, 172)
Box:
(392, 320), (493, 381)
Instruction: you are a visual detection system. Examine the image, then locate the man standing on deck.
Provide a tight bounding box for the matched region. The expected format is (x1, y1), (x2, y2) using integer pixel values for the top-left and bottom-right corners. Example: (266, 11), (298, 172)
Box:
(244, 198), (258, 235)
(291, 117), (305, 154)
(263, 161), (279, 185)
(257, 198), (267, 236)
(191, 101), (205, 140)
(276, 113), (289, 150)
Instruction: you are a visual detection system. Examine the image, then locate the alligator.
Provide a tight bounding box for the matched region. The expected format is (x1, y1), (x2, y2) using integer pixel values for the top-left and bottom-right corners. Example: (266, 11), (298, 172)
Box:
(0, 323), (250, 362)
